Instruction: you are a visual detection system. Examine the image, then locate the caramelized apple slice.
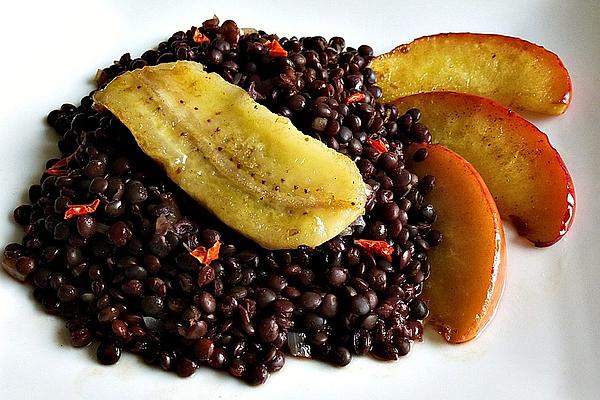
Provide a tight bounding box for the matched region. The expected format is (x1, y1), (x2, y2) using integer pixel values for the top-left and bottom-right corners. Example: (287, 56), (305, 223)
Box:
(407, 144), (506, 343)
(394, 92), (575, 246)
(371, 33), (572, 114)
(93, 61), (366, 250)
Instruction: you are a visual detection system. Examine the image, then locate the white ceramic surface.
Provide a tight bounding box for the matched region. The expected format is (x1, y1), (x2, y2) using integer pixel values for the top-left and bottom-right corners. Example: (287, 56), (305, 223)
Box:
(1, 1), (599, 399)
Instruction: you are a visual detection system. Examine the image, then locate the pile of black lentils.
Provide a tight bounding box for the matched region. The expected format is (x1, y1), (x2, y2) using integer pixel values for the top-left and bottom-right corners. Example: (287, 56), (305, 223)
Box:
(3, 16), (441, 385)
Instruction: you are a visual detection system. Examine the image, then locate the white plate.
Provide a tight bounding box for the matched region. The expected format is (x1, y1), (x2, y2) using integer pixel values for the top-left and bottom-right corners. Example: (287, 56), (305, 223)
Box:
(1, 1), (599, 399)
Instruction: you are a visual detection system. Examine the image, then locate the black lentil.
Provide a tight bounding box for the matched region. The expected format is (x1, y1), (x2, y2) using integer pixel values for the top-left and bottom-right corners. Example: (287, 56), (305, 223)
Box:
(97, 341), (122, 365)
(3, 17), (437, 386)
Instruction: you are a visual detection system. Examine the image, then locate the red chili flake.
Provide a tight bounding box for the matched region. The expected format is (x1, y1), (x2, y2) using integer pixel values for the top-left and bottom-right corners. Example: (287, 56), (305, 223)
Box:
(367, 138), (389, 154)
(354, 239), (394, 262)
(344, 92), (366, 104)
(264, 40), (288, 58)
(46, 152), (76, 176)
(190, 240), (221, 266)
(64, 199), (100, 219)
(193, 28), (209, 44)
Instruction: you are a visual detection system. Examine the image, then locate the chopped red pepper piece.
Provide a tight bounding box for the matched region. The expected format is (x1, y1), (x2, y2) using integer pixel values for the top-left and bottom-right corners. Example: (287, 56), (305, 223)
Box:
(190, 240), (221, 266)
(46, 152), (76, 176)
(354, 239), (394, 262)
(264, 40), (288, 58)
(64, 199), (100, 219)
(344, 92), (366, 104)
(367, 138), (389, 154)
(193, 28), (210, 44)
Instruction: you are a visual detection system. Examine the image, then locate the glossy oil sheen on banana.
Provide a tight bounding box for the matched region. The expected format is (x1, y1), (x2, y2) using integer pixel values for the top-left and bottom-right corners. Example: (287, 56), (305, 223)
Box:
(93, 61), (366, 249)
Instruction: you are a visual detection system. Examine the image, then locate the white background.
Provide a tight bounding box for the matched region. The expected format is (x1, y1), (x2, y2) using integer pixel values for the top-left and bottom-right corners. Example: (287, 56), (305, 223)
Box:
(1, 1), (599, 399)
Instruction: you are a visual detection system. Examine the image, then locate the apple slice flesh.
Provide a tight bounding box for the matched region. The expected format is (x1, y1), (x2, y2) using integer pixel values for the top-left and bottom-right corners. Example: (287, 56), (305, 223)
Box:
(371, 33), (572, 115)
(394, 91), (575, 247)
(407, 144), (506, 343)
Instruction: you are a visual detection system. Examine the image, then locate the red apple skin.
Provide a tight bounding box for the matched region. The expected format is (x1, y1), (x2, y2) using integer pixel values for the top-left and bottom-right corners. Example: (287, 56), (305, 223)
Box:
(393, 91), (575, 247)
